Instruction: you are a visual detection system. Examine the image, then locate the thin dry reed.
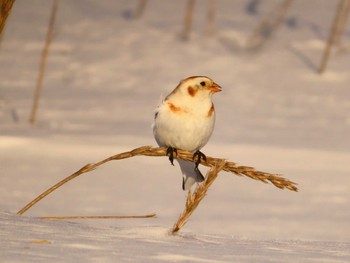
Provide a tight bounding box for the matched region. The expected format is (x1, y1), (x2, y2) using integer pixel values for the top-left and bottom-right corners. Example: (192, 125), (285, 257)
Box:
(206, 0), (216, 35)
(0, 0), (16, 36)
(29, 0), (59, 124)
(181, 0), (196, 40)
(247, 0), (294, 49)
(172, 159), (226, 233)
(38, 214), (156, 220)
(134, 0), (148, 19)
(17, 146), (298, 221)
(334, 0), (350, 46)
(319, 0), (350, 73)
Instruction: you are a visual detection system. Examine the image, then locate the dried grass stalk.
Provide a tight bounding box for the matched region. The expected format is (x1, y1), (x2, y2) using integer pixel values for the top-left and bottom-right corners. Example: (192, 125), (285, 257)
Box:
(206, 0), (216, 35)
(334, 0), (350, 46)
(17, 146), (298, 217)
(0, 0), (16, 36)
(181, 0), (196, 40)
(38, 214), (156, 220)
(29, 0), (59, 124)
(172, 159), (226, 233)
(134, 0), (148, 19)
(247, 0), (294, 49)
(319, 0), (349, 73)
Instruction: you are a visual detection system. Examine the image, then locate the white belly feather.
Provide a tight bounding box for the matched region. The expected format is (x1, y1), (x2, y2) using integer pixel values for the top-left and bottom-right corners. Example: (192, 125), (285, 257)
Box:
(153, 101), (215, 152)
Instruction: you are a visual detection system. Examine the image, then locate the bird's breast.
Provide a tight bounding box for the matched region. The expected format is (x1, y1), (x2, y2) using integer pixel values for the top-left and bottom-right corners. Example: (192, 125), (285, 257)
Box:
(154, 101), (215, 152)
(166, 101), (214, 118)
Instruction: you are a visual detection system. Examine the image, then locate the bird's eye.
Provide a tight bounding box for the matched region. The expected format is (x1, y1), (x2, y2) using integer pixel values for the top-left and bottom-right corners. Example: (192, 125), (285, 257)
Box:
(200, 81), (206, 86)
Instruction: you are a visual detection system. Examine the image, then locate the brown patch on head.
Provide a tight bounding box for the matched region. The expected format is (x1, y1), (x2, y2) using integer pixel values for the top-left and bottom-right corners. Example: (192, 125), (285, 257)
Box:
(168, 102), (182, 113)
(184, 76), (208, 81)
(207, 103), (215, 117)
(185, 76), (199, 81)
(187, 86), (197, 97)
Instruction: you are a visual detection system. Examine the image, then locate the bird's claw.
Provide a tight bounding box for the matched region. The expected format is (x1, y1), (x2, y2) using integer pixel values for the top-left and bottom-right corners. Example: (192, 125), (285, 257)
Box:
(193, 150), (206, 169)
(166, 147), (177, 166)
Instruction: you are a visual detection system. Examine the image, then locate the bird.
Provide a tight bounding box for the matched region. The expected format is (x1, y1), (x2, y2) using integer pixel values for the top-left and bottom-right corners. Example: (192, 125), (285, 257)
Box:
(153, 76), (222, 190)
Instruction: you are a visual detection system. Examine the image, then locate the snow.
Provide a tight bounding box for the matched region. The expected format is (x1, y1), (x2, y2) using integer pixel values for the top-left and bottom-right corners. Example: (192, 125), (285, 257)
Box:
(1, 0), (349, 262)
(1, 211), (349, 263)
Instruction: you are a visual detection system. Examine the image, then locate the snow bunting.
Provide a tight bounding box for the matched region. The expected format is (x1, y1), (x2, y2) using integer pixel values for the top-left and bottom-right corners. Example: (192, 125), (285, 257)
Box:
(153, 76), (221, 190)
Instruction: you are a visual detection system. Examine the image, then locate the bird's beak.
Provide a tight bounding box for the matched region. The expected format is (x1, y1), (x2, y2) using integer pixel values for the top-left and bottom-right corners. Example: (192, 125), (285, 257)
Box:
(209, 82), (222, 93)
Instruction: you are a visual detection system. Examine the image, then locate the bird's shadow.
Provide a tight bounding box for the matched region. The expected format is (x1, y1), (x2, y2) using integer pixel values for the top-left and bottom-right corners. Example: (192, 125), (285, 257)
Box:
(288, 45), (319, 73)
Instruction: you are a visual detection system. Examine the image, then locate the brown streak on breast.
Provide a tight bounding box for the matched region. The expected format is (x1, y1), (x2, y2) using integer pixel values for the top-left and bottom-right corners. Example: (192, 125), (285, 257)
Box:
(187, 86), (197, 97)
(168, 102), (182, 113)
(207, 103), (215, 117)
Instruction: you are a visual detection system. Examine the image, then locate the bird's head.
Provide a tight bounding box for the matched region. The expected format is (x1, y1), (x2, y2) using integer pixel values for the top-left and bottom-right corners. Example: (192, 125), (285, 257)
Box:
(174, 76), (222, 100)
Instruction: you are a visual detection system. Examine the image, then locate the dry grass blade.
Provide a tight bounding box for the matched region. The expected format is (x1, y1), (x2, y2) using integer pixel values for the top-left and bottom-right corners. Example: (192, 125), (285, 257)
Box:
(334, 0), (350, 46)
(0, 0), (16, 36)
(17, 146), (298, 216)
(246, 0), (294, 50)
(29, 0), (59, 124)
(172, 159), (226, 233)
(38, 214), (156, 220)
(206, 0), (216, 35)
(134, 0), (148, 19)
(319, 0), (349, 73)
(181, 0), (196, 40)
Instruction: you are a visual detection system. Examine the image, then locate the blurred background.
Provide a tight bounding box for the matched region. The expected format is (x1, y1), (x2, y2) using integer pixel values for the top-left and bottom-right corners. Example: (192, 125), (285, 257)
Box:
(0, 0), (349, 241)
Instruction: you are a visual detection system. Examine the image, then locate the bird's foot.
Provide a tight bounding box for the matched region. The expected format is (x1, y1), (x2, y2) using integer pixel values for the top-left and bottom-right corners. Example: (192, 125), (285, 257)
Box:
(166, 146), (177, 166)
(193, 150), (207, 169)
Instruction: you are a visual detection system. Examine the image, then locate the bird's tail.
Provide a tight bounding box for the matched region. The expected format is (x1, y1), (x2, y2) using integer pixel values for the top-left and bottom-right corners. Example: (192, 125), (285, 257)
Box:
(177, 159), (205, 191)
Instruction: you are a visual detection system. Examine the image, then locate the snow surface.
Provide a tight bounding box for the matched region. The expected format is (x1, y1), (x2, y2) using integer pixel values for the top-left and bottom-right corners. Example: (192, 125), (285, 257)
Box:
(1, 0), (350, 262)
